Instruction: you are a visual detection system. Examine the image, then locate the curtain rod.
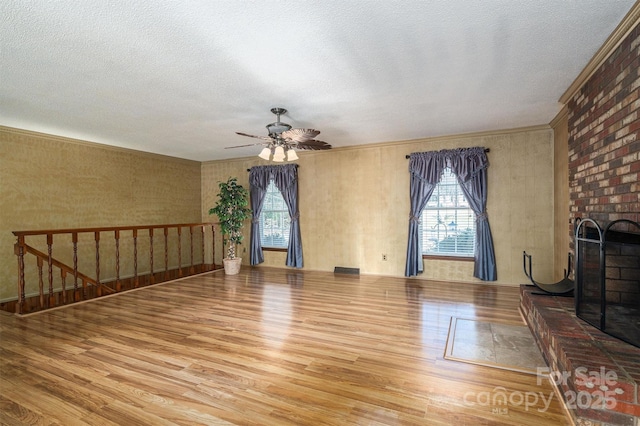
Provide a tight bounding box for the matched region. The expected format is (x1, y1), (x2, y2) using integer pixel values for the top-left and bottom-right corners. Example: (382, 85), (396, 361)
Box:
(247, 164), (299, 172)
(405, 148), (489, 159)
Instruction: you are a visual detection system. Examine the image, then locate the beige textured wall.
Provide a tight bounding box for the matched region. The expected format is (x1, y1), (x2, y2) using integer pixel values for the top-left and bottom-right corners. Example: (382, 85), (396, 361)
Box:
(202, 126), (555, 285)
(0, 124), (554, 300)
(551, 108), (571, 281)
(0, 127), (202, 301)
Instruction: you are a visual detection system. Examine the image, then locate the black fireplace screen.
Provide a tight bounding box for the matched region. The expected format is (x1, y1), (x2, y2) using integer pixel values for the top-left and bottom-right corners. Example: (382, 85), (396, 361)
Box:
(575, 218), (640, 348)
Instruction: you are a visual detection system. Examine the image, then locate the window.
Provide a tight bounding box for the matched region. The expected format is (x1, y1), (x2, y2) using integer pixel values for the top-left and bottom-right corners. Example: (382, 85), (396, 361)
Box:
(420, 168), (476, 257)
(260, 180), (290, 248)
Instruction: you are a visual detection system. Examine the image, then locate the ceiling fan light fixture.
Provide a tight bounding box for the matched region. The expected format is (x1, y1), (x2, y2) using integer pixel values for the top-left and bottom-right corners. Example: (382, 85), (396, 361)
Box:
(266, 107), (291, 137)
(266, 121), (292, 136)
(258, 147), (272, 160)
(272, 145), (286, 162)
(286, 148), (299, 161)
(231, 107), (331, 162)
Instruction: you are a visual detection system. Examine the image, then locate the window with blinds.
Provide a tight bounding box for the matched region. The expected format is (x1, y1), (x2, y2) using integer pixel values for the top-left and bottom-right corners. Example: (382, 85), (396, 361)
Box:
(420, 167), (476, 257)
(260, 180), (290, 248)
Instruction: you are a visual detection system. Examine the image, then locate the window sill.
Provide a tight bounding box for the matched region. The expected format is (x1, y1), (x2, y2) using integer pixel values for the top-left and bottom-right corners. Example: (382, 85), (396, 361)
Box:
(422, 254), (474, 262)
(262, 247), (287, 252)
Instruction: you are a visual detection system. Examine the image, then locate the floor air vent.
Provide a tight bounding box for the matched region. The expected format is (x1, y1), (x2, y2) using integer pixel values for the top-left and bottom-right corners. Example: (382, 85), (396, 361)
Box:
(334, 267), (360, 275)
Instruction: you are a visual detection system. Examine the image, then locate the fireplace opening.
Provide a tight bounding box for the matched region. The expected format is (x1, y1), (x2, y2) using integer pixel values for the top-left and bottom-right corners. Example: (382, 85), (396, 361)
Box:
(575, 218), (640, 348)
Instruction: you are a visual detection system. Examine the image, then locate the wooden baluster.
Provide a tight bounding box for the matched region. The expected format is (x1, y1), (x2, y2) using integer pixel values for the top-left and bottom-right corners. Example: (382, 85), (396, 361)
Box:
(189, 226), (195, 274)
(14, 236), (26, 314)
(95, 232), (101, 297)
(37, 257), (44, 308)
(133, 229), (138, 288)
(115, 230), (121, 291)
(47, 234), (54, 307)
(149, 228), (154, 284)
(61, 270), (67, 304)
(72, 233), (80, 301)
(201, 225), (205, 272)
(177, 227), (183, 277)
(211, 224), (216, 270)
(164, 227), (169, 280)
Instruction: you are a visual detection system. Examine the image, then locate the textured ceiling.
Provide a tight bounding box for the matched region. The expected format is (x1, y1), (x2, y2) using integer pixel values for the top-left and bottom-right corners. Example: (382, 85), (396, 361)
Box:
(1, 1), (636, 161)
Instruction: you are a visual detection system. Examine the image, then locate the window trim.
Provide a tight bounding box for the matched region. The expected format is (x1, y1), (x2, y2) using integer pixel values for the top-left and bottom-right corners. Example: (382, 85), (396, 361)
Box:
(262, 247), (288, 252)
(422, 254), (474, 261)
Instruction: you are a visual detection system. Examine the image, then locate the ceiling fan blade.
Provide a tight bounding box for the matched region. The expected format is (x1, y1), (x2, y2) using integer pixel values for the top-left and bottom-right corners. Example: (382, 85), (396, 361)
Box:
(235, 132), (273, 141)
(294, 140), (332, 151)
(281, 128), (320, 143)
(225, 142), (269, 149)
(235, 109), (329, 154)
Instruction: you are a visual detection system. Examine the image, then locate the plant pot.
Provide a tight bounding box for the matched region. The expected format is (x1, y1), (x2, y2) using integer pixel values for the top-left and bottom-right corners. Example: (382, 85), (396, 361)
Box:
(223, 258), (242, 275)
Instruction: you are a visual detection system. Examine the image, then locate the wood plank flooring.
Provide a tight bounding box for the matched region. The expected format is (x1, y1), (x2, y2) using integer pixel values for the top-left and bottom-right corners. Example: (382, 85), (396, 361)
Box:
(0, 268), (570, 425)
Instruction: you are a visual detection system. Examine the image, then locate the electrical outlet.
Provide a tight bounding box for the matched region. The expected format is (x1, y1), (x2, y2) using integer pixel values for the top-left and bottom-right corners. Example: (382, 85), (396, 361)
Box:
(382, 254), (387, 261)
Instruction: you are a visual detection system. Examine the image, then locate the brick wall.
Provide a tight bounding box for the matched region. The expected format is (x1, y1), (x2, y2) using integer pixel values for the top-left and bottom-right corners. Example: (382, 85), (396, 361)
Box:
(569, 23), (640, 340)
(568, 24), (640, 227)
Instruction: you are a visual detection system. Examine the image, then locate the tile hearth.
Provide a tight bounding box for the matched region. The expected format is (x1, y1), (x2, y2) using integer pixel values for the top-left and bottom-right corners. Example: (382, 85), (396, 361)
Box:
(444, 317), (547, 375)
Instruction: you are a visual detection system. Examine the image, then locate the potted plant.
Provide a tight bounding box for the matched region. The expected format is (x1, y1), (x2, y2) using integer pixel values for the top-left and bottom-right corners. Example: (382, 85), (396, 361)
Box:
(209, 177), (252, 275)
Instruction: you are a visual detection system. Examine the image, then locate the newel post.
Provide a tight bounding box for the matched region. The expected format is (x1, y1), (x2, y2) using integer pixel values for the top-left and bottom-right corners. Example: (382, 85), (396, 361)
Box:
(14, 235), (26, 314)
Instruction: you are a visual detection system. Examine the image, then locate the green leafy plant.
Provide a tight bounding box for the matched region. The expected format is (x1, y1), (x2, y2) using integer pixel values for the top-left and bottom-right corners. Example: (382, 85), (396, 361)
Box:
(209, 177), (251, 259)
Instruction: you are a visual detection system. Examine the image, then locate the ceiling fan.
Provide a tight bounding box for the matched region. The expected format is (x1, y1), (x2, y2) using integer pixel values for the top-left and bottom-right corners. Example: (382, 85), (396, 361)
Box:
(227, 107), (331, 162)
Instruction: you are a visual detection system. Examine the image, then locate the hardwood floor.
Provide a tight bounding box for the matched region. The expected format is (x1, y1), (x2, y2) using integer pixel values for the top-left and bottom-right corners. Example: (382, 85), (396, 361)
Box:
(0, 268), (570, 425)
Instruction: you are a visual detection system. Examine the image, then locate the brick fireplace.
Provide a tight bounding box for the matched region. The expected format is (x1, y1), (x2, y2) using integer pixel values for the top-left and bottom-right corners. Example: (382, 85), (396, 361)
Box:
(575, 218), (640, 349)
(566, 18), (640, 424)
(567, 25), (640, 227)
(520, 18), (640, 426)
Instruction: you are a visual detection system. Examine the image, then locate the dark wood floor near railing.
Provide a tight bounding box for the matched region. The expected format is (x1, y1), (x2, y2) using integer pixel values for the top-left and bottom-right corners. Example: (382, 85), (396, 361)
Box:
(0, 268), (570, 425)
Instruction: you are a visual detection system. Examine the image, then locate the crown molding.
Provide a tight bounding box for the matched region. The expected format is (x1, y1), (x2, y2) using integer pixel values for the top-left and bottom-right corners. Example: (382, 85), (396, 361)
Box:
(0, 125), (200, 165)
(549, 105), (569, 129)
(559, 1), (640, 104)
(4, 123), (552, 167)
(331, 124), (553, 154)
(201, 124), (553, 165)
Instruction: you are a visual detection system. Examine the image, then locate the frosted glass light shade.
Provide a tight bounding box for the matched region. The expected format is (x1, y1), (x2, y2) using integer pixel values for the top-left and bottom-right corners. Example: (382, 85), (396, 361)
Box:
(272, 146), (286, 162)
(258, 147), (272, 160)
(286, 149), (299, 161)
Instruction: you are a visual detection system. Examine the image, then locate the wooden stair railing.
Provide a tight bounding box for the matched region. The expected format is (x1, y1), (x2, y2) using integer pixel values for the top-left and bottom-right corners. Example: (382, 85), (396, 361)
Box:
(23, 244), (115, 302)
(12, 223), (220, 315)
